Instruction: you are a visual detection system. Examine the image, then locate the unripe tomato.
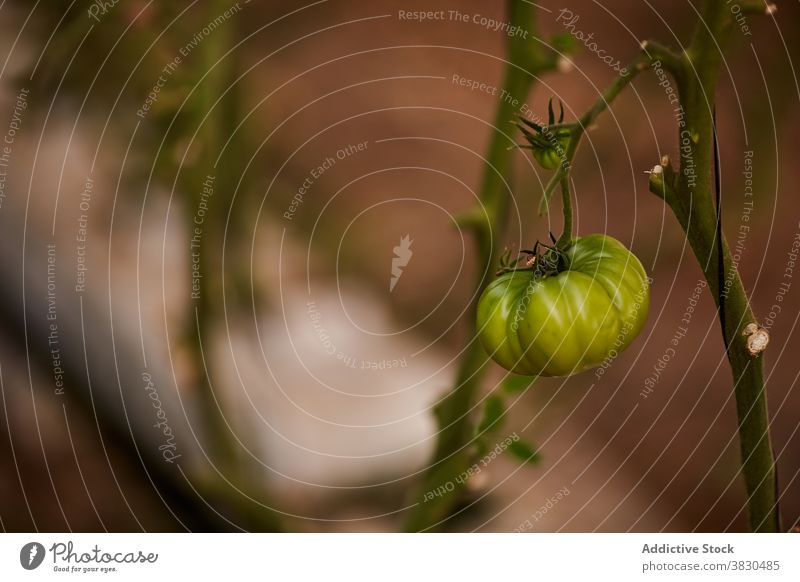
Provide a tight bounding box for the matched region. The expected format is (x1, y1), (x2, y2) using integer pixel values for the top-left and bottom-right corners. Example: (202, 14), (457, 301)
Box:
(477, 234), (649, 377)
(532, 135), (570, 171)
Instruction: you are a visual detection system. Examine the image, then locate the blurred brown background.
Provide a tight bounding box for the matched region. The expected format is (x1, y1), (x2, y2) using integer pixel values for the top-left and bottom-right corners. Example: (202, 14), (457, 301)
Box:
(0, 0), (798, 532)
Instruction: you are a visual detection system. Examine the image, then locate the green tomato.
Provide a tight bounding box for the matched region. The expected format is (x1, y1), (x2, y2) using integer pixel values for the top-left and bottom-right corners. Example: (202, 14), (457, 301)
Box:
(477, 234), (650, 377)
(532, 136), (569, 171)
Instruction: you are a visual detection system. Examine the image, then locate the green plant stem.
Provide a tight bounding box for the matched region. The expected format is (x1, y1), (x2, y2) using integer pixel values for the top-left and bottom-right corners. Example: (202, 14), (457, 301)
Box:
(651, 0), (778, 532)
(539, 47), (680, 214)
(534, 0), (776, 531)
(404, 0), (556, 532)
(191, 0), (238, 474)
(188, 0), (282, 531)
(555, 175), (573, 249)
(538, 0), (776, 533)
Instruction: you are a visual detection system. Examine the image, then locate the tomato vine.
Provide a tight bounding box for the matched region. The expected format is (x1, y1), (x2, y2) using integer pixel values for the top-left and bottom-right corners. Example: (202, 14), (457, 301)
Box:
(407, 0), (779, 533)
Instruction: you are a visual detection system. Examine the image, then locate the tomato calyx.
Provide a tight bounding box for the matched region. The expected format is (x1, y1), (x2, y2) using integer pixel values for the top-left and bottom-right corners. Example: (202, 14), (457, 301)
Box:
(515, 99), (573, 172)
(495, 234), (571, 279)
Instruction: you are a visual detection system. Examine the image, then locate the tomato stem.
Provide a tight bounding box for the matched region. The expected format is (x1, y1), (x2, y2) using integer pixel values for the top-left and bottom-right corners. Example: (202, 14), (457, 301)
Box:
(537, 41), (684, 215)
(404, 0), (566, 531)
(669, 0), (778, 532)
(532, 0), (779, 533)
(644, 1), (777, 533)
(556, 174), (573, 250)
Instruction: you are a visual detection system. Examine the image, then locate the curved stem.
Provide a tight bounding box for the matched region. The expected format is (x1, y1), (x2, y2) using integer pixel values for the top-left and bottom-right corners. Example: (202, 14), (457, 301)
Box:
(409, 0), (777, 533)
(556, 174), (573, 249)
(653, 0), (778, 532)
(676, 0), (777, 532)
(539, 49), (670, 214)
(404, 0), (556, 532)
(553, 0), (777, 532)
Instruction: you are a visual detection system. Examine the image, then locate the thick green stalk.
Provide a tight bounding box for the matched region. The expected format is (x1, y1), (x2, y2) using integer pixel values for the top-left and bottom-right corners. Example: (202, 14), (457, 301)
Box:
(190, 0), (238, 473)
(651, 0), (777, 532)
(555, 176), (573, 249)
(404, 0), (554, 531)
(529, 0), (776, 532)
(187, 1), (282, 531)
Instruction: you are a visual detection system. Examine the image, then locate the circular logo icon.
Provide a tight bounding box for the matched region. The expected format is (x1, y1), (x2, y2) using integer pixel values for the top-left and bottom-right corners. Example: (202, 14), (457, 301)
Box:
(19, 542), (46, 570)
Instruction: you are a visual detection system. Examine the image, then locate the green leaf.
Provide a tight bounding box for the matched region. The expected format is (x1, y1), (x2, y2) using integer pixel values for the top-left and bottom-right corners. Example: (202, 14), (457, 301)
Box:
(516, 122), (541, 146)
(501, 374), (538, 394)
(518, 116), (544, 133)
(476, 395), (505, 435)
(507, 439), (541, 465)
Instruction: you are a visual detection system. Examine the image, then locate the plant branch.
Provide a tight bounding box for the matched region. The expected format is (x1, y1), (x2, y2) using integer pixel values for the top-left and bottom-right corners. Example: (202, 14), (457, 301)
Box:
(186, 0), (282, 531)
(544, 0), (777, 532)
(736, 0), (777, 15)
(675, 0), (778, 531)
(556, 174), (573, 249)
(649, 0), (778, 532)
(408, 0), (778, 533)
(641, 39), (685, 77)
(404, 0), (559, 532)
(539, 47), (673, 214)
